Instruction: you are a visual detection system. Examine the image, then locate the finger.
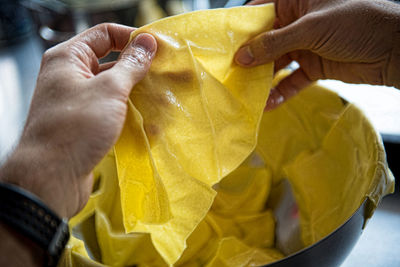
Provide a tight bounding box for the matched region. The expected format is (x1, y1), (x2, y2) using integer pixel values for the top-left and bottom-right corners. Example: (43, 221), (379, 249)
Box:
(47, 23), (136, 75)
(98, 61), (117, 73)
(273, 18), (281, 29)
(274, 54), (292, 73)
(265, 68), (312, 110)
(69, 23), (136, 58)
(265, 88), (285, 111)
(246, 0), (274, 5)
(112, 33), (157, 84)
(96, 33), (157, 98)
(235, 16), (312, 66)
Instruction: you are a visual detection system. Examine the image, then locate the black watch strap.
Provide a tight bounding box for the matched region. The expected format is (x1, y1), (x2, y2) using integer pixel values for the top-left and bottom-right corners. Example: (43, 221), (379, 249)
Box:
(0, 182), (69, 267)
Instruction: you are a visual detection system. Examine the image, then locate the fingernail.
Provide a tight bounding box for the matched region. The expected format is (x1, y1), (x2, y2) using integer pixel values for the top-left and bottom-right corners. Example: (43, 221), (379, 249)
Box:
(265, 98), (274, 111)
(133, 33), (157, 54)
(265, 90), (275, 111)
(236, 45), (254, 65)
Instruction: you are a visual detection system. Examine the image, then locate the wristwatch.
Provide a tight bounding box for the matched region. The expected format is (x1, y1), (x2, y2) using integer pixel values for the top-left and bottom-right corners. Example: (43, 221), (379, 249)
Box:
(0, 182), (70, 267)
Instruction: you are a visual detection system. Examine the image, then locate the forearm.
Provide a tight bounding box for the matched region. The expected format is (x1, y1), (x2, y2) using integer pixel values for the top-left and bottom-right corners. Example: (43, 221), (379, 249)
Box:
(0, 145), (72, 266)
(0, 144), (76, 219)
(0, 223), (43, 267)
(0, 148), (52, 266)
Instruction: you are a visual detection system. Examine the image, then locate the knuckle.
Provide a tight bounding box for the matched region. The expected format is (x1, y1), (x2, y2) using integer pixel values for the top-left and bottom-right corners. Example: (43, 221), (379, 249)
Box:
(42, 44), (70, 63)
(303, 12), (321, 25)
(252, 31), (276, 61)
(93, 22), (111, 32)
(42, 47), (57, 62)
(262, 31), (275, 52)
(92, 22), (119, 38)
(101, 75), (124, 91)
(121, 46), (151, 69)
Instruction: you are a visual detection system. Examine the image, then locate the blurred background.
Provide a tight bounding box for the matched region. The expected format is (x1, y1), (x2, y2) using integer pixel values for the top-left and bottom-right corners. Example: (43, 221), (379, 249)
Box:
(0, 0), (399, 266)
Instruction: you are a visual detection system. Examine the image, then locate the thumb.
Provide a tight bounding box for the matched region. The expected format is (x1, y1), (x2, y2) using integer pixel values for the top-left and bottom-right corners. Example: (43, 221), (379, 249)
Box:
(100, 33), (157, 96)
(235, 16), (312, 66)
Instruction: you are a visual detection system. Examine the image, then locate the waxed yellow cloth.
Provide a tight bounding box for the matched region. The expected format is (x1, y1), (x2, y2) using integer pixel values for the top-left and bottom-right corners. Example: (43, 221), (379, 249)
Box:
(62, 78), (394, 267)
(205, 237), (282, 267)
(282, 103), (394, 245)
(256, 70), (345, 185)
(114, 4), (275, 264)
(60, 4), (394, 267)
(63, 150), (282, 267)
(66, 152), (167, 267)
(256, 71), (395, 247)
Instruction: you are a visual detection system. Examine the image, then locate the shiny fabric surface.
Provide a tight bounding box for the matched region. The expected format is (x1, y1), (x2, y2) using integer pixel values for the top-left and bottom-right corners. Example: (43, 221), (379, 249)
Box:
(61, 4), (394, 267)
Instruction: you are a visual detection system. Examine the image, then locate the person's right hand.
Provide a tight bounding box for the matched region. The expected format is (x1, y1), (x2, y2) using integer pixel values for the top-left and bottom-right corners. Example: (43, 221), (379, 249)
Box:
(235, 0), (400, 110)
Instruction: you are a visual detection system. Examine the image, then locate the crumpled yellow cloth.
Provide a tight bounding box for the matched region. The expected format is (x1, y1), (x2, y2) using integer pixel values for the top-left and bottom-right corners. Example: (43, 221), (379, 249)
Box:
(169, 153), (281, 267)
(282, 103), (394, 246)
(61, 4), (394, 267)
(67, 152), (167, 267)
(114, 4), (275, 264)
(205, 237), (283, 267)
(256, 70), (345, 184)
(62, 74), (394, 267)
(63, 149), (281, 267)
(256, 70), (395, 247)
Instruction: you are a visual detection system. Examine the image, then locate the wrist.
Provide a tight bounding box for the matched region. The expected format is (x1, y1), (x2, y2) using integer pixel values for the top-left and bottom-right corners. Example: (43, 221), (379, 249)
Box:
(0, 222), (44, 267)
(0, 143), (75, 218)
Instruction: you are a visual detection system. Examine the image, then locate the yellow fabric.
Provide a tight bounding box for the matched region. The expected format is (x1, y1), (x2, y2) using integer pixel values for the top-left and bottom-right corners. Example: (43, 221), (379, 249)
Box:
(256, 72), (395, 246)
(62, 74), (394, 267)
(205, 237), (283, 267)
(257, 71), (345, 184)
(60, 237), (104, 267)
(67, 152), (167, 267)
(114, 4), (275, 264)
(283, 104), (394, 245)
(63, 150), (281, 267)
(176, 156), (279, 267)
(61, 5), (394, 267)
(211, 155), (272, 216)
(175, 216), (220, 266)
(207, 211), (275, 249)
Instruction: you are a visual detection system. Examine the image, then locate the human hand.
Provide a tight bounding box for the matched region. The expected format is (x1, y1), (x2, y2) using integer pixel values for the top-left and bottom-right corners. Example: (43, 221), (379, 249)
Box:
(0, 23), (157, 218)
(235, 0), (400, 110)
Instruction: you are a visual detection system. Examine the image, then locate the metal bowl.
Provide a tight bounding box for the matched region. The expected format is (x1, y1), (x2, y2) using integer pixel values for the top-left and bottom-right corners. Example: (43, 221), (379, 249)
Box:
(267, 197), (369, 267)
(23, 0), (140, 48)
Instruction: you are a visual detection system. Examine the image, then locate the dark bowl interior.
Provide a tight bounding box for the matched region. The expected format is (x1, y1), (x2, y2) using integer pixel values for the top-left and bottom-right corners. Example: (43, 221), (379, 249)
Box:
(265, 140), (399, 267)
(23, 0), (139, 48)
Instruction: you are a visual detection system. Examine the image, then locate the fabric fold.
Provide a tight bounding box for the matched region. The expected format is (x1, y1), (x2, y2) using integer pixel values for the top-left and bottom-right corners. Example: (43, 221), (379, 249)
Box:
(114, 4), (276, 264)
(63, 5), (394, 267)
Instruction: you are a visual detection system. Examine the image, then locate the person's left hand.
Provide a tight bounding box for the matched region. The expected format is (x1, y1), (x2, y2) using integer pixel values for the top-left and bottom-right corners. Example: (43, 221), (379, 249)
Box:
(0, 23), (157, 218)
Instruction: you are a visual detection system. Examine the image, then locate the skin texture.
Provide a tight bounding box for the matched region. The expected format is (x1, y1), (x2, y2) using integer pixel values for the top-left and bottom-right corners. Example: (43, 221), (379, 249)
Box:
(235, 0), (400, 109)
(0, 23), (157, 266)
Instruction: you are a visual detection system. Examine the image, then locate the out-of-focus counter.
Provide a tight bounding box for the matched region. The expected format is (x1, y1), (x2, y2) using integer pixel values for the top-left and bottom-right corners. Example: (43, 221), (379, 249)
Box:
(0, 34), (42, 161)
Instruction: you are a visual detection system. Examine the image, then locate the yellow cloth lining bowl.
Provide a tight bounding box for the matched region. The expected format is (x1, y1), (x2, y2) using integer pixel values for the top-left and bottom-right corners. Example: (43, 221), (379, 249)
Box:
(61, 4), (394, 267)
